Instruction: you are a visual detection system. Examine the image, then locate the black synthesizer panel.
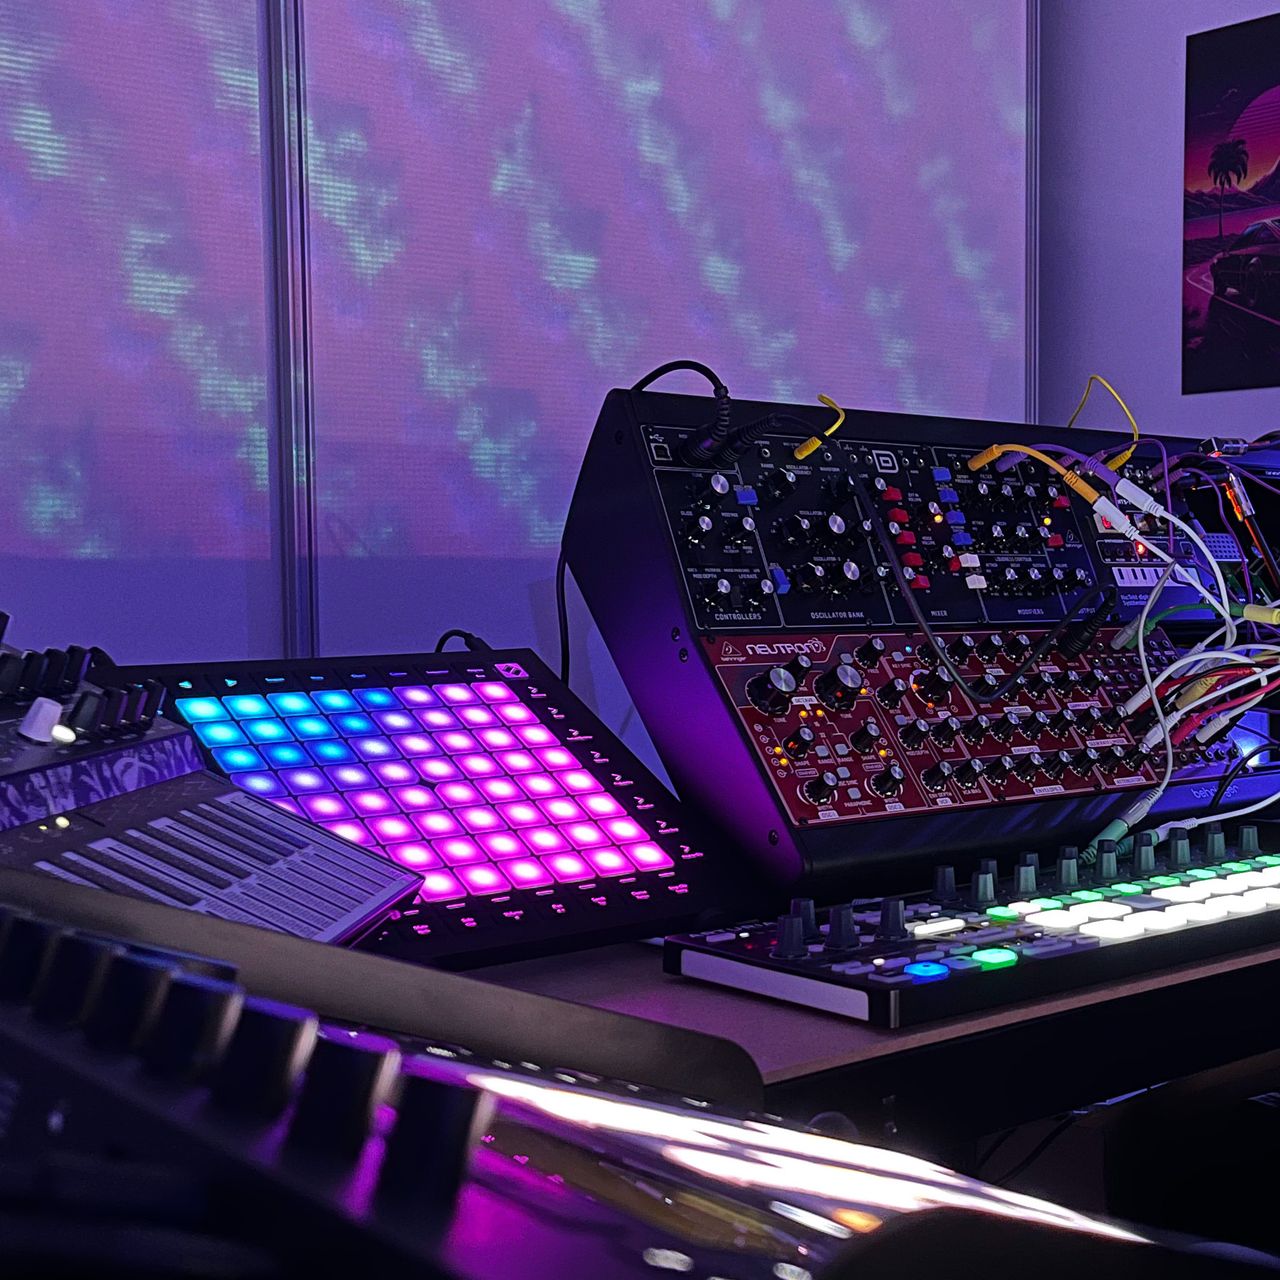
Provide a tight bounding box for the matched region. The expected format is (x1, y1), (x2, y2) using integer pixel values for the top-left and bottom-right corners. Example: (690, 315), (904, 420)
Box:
(563, 389), (1280, 897)
(99, 648), (739, 967)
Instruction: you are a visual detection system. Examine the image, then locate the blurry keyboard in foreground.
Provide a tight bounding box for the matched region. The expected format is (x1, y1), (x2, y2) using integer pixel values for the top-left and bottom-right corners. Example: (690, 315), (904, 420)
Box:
(101, 649), (737, 966)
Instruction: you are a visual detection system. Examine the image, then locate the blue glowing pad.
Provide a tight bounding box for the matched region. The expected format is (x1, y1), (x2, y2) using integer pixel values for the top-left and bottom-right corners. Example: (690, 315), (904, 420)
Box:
(237, 771), (287, 798)
(269, 691), (318, 717)
(261, 740), (310, 767)
(175, 696), (229, 722)
(288, 715), (336, 740)
(354, 687), (398, 709)
(244, 718), (292, 743)
(224, 694), (272, 719)
(307, 738), (357, 764)
(211, 745), (266, 772)
(314, 689), (360, 712)
(334, 712), (377, 736)
(193, 720), (248, 747)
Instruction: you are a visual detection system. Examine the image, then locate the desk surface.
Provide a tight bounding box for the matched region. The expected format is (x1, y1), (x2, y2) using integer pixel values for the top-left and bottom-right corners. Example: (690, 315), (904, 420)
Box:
(482, 939), (1280, 1086)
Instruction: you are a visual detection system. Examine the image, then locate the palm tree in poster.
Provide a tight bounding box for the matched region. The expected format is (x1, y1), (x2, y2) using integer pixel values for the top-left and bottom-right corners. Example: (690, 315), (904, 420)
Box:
(1208, 138), (1249, 243)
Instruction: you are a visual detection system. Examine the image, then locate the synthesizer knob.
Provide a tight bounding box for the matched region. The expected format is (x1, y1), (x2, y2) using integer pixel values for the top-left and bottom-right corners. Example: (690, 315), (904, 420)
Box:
(1026, 709), (1053, 738)
(816, 512), (848, 548)
(746, 667), (797, 716)
(899, 718), (930, 750)
(977, 633), (1004, 661)
(814, 662), (862, 712)
(1005, 632), (1033, 662)
(1070, 745), (1101, 777)
(212, 997), (319, 1119)
(683, 514), (715, 547)
(803, 771), (840, 806)
(99, 686), (127, 732)
(921, 760), (954, 792)
(992, 710), (1023, 744)
(1238, 824), (1261, 855)
(0, 913), (65, 1003)
(17, 696), (63, 744)
(915, 669), (954, 704)
(916, 641), (943, 667)
(1011, 751), (1043, 782)
(870, 764), (906, 798)
(772, 913), (807, 959)
(793, 561), (827, 594)
(1169, 827), (1192, 869)
(1133, 830), (1158, 875)
(953, 758), (985, 789)
(60, 644), (91, 692)
(378, 1065), (491, 1215)
(876, 677), (909, 710)
(695, 472), (732, 509)
(780, 513), (812, 545)
(825, 904), (859, 950)
(39, 648), (68, 694)
(0, 652), (23, 700)
(971, 672), (1001, 699)
(783, 725), (817, 759)
(949, 633), (978, 661)
(1041, 748), (1072, 780)
(983, 755), (1014, 786)
(1024, 670), (1057, 697)
(1056, 847), (1081, 888)
(832, 559), (862, 593)
(1204, 823), (1227, 862)
(1095, 839), (1119, 881)
(1097, 744), (1129, 775)
(875, 897), (909, 941)
(931, 714), (962, 747)
(970, 870), (997, 907)
(83, 953), (177, 1052)
(16, 649), (47, 698)
(791, 897), (821, 941)
(1048, 707), (1078, 737)
(961, 714), (991, 747)
(934, 864), (959, 902)
(288, 1029), (402, 1161)
(855, 636), (886, 668)
(849, 719), (883, 753)
(783, 654), (813, 685)
(1075, 668), (1104, 695)
(700, 578), (735, 612)
(66, 691), (103, 735)
(1014, 861), (1038, 896)
(765, 467), (798, 501)
(31, 934), (123, 1028)
(141, 973), (244, 1082)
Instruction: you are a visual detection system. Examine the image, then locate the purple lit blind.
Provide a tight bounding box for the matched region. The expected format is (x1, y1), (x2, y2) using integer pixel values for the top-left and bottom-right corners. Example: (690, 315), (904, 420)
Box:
(0, 0), (277, 658)
(304, 0), (1028, 653)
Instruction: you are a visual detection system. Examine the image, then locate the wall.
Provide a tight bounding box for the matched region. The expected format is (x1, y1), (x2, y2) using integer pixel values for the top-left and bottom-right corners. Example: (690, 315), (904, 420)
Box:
(1038, 0), (1280, 437)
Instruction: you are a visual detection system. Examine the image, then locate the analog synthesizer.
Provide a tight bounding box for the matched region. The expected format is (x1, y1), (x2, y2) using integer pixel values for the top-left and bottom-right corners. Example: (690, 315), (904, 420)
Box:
(564, 385), (1280, 897)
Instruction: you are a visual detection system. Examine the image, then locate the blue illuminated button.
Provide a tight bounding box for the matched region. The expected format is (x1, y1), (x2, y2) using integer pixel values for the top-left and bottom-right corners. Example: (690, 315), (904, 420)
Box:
(175, 697), (228, 722)
(193, 720), (248, 747)
(211, 745), (265, 772)
(224, 694), (271, 719)
(262, 741), (309, 767)
(308, 738), (357, 764)
(237, 772), (287, 798)
(314, 689), (360, 713)
(268, 691), (317, 717)
(952, 530), (973, 546)
(945, 510), (966, 525)
(244, 717), (291, 743)
(354, 688), (398, 709)
(334, 712), (377, 736)
(938, 486), (959, 504)
(931, 467), (952, 482)
(352, 736), (397, 759)
(904, 961), (949, 982)
(288, 715), (335, 739)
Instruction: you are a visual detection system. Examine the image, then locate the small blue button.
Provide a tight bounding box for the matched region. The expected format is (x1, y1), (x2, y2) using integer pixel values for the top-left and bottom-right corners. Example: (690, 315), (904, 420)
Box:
(904, 961), (950, 982)
(770, 565), (791, 595)
(244, 718), (292, 743)
(334, 712), (377, 736)
(952, 531), (973, 546)
(193, 720), (247, 747)
(314, 689), (360, 712)
(211, 745), (265, 772)
(225, 694), (271, 719)
(262, 741), (309, 767)
(931, 467), (952, 482)
(354, 688), (398, 709)
(288, 715), (335, 740)
(268, 691), (317, 717)
(175, 697), (228, 723)
(945, 510), (966, 525)
(938, 486), (959, 504)
(308, 738), (357, 764)
(735, 486), (758, 506)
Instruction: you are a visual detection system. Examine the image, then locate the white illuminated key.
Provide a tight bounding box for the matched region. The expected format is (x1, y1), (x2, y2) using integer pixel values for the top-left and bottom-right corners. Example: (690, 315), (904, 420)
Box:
(1152, 883), (1211, 903)
(1180, 900), (1230, 924)
(1004, 901), (1039, 916)
(1077, 901), (1132, 920)
(1244, 887), (1280, 908)
(1079, 917), (1144, 942)
(1254, 867), (1280, 886)
(1137, 910), (1184, 932)
(1220, 871), (1265, 891)
(910, 917), (966, 937)
(1025, 910), (1083, 931)
(1207, 875), (1253, 896)
(1217, 894), (1264, 915)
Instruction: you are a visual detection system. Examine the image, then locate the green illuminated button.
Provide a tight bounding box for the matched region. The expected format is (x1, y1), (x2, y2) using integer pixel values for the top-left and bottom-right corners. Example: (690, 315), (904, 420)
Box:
(1071, 890), (1103, 902)
(1187, 868), (1217, 880)
(1151, 875), (1180, 887)
(1222, 861), (1251, 873)
(1030, 897), (1063, 911)
(1111, 882), (1144, 895)
(1258, 855), (1280, 866)
(986, 907), (1019, 922)
(972, 947), (1018, 970)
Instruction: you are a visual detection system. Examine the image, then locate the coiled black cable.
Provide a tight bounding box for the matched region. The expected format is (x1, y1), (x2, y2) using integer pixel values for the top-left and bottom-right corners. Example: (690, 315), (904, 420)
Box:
(630, 360), (731, 465)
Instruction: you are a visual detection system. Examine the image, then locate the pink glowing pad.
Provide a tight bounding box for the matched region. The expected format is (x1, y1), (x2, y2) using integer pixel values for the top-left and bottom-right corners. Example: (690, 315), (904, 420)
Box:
(477, 831), (525, 860)
(323, 819), (373, 847)
(505, 858), (554, 889)
(546, 852), (592, 882)
(386, 842), (440, 869)
(457, 863), (512, 894)
(300, 793), (353, 821)
(584, 846), (634, 877)
(627, 843), (674, 870)
(432, 837), (486, 865)
(419, 870), (466, 901)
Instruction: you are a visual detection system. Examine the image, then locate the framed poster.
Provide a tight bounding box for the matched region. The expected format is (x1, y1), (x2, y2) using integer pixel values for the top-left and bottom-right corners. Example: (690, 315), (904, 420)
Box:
(1185, 12), (1280, 393)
